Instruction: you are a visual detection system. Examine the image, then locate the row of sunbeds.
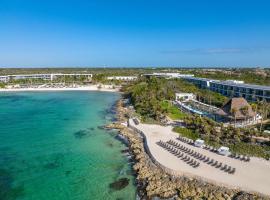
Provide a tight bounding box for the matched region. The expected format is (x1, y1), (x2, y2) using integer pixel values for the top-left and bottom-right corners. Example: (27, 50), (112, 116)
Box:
(178, 136), (251, 162)
(157, 141), (200, 168)
(177, 136), (194, 144)
(166, 140), (236, 174)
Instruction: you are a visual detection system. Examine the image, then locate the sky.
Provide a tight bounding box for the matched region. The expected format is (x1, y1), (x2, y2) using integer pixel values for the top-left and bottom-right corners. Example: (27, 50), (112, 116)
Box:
(0, 0), (270, 68)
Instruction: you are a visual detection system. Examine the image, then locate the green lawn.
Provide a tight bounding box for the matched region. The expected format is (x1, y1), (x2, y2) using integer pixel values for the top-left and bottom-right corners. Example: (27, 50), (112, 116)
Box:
(160, 101), (187, 120)
(173, 127), (199, 140)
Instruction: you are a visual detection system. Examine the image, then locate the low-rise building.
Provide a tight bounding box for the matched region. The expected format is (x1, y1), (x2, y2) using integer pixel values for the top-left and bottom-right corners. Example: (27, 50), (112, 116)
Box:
(0, 76), (9, 83)
(143, 73), (194, 79)
(0, 73), (93, 82)
(175, 93), (196, 101)
(107, 76), (137, 81)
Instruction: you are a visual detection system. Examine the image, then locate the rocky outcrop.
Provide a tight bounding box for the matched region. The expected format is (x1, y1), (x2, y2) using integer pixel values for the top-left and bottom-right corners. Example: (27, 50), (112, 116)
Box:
(106, 99), (268, 200)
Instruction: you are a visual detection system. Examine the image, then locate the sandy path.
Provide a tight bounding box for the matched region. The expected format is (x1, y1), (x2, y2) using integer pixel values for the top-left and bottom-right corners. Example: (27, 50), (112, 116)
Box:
(129, 119), (270, 196)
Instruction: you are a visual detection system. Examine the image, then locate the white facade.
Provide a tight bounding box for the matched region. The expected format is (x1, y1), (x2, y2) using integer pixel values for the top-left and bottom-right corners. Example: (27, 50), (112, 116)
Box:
(0, 76), (9, 83)
(144, 73), (194, 79)
(225, 80), (245, 84)
(0, 73), (93, 82)
(175, 93), (195, 101)
(107, 76), (137, 81)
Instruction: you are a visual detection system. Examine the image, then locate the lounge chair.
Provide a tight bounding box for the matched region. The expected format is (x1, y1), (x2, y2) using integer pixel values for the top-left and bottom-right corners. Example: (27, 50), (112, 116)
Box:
(222, 164), (228, 171)
(205, 157), (210, 162)
(216, 162), (222, 168)
(195, 162), (200, 168)
(229, 167), (236, 174)
(230, 153), (235, 158)
(188, 159), (194, 164)
(226, 166), (231, 172)
(208, 159), (214, 164)
(212, 160), (218, 166)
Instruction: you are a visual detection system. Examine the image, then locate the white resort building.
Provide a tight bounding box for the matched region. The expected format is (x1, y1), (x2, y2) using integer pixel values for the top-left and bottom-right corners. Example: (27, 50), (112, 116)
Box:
(107, 76), (137, 81)
(143, 73), (194, 79)
(175, 93), (196, 102)
(0, 73), (93, 83)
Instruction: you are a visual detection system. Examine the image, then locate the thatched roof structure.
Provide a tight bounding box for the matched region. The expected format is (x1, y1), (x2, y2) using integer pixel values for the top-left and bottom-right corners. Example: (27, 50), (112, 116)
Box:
(216, 97), (255, 120)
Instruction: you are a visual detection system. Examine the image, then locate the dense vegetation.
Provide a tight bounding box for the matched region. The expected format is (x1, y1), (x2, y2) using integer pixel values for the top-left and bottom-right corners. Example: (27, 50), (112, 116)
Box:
(192, 68), (270, 86)
(177, 114), (270, 159)
(0, 82), (5, 88)
(2, 67), (269, 86)
(124, 77), (227, 121)
(160, 101), (187, 120)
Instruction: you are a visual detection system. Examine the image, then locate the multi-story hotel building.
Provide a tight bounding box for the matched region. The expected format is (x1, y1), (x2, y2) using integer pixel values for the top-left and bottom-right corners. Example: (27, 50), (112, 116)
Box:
(0, 73), (93, 83)
(183, 77), (270, 102)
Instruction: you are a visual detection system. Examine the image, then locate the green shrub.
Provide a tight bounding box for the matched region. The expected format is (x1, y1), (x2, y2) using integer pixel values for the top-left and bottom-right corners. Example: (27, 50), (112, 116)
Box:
(228, 142), (269, 158)
(173, 127), (199, 140)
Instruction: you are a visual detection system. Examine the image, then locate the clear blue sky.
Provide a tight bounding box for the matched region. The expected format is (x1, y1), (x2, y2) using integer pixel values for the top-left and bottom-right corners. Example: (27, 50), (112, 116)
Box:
(1, 0), (270, 67)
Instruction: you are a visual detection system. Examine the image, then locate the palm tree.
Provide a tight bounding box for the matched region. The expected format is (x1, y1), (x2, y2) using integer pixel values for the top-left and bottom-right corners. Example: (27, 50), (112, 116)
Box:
(231, 108), (237, 128)
(258, 100), (268, 132)
(241, 106), (249, 126)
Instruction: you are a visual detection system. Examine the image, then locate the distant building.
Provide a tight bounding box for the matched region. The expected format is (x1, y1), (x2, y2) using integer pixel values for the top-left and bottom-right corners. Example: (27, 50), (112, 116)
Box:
(175, 93), (195, 101)
(183, 77), (270, 102)
(0, 76), (9, 83)
(143, 73), (194, 79)
(107, 76), (137, 81)
(0, 73), (93, 82)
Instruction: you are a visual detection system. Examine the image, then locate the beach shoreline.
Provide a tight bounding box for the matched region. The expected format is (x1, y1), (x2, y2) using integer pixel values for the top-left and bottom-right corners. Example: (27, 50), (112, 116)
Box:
(0, 85), (120, 93)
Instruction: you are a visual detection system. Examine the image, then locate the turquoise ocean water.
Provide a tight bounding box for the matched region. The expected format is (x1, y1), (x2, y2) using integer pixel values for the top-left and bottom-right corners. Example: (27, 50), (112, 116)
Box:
(0, 91), (136, 200)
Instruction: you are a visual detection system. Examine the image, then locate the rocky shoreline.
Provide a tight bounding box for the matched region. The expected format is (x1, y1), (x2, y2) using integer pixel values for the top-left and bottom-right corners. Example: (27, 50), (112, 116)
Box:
(106, 98), (269, 200)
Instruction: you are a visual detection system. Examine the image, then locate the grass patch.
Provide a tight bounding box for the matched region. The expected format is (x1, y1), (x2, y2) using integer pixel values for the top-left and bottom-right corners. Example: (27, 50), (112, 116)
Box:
(141, 116), (160, 124)
(173, 127), (199, 140)
(228, 142), (270, 159)
(160, 101), (187, 120)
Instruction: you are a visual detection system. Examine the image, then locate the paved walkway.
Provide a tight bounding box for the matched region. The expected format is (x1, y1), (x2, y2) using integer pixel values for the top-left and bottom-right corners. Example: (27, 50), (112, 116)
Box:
(129, 119), (270, 196)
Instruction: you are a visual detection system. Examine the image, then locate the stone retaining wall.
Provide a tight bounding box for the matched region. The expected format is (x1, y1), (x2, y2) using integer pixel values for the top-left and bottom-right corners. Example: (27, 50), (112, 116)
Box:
(128, 121), (181, 177)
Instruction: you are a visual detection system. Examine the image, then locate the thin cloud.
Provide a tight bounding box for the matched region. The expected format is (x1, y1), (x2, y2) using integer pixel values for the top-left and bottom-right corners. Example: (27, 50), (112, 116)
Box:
(160, 47), (270, 55)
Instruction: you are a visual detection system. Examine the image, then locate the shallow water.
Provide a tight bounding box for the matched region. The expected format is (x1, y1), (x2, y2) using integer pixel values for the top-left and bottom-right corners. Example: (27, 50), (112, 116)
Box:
(0, 91), (136, 200)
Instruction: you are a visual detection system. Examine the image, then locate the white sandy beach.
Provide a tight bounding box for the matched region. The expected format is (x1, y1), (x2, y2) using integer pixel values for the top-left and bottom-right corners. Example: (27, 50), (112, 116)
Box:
(0, 85), (120, 93)
(129, 119), (270, 197)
